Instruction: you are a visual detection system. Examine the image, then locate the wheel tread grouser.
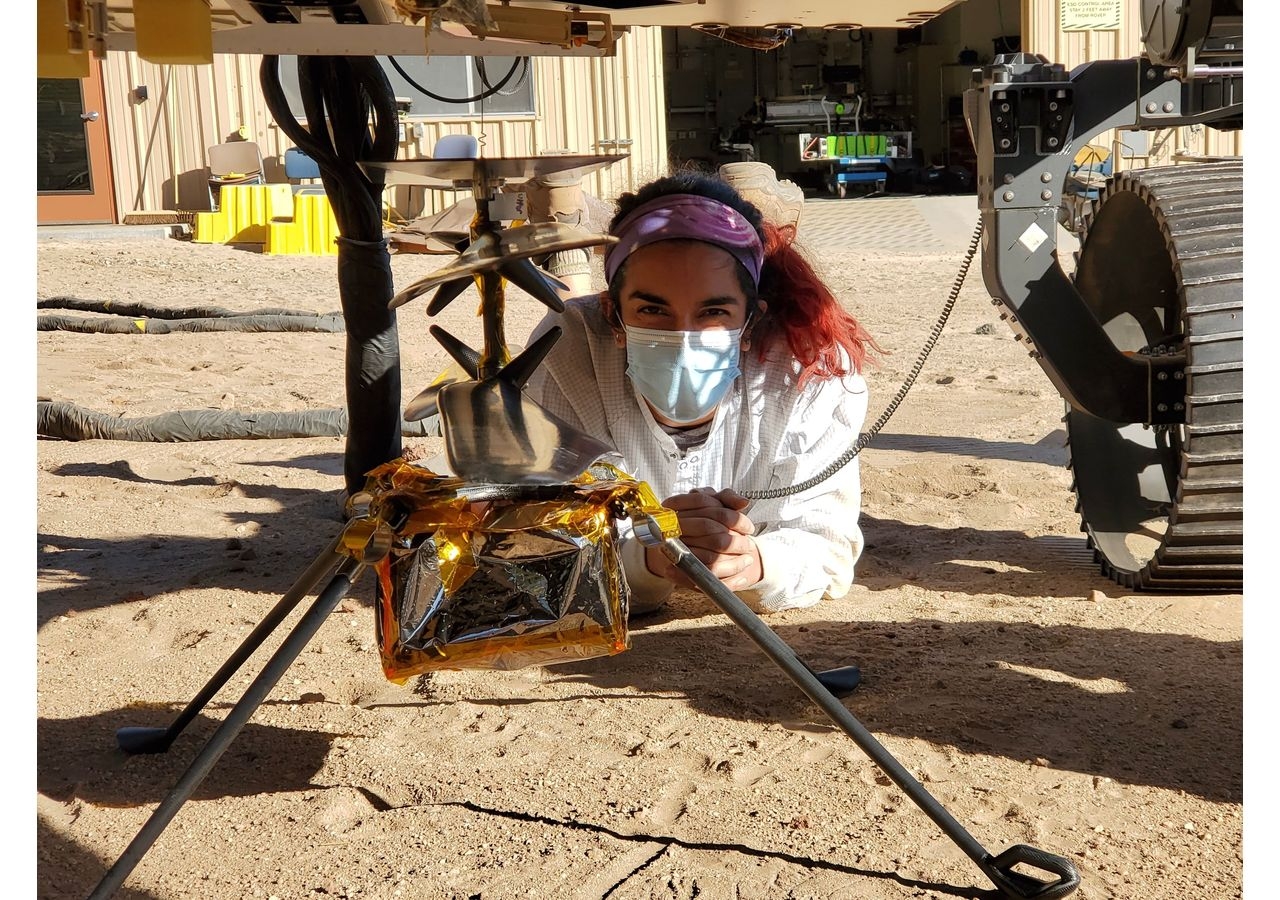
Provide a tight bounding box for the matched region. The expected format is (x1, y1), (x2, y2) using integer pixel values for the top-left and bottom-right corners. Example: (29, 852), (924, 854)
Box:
(1070, 162), (1243, 591)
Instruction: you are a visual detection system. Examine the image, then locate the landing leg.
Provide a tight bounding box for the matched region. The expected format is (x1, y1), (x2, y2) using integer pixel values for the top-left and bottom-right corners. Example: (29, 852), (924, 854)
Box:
(635, 515), (1080, 900)
(116, 535), (344, 754)
(88, 557), (365, 900)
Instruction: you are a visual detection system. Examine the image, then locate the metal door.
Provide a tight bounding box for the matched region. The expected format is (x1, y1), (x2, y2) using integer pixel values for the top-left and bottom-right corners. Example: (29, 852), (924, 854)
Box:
(37, 58), (115, 224)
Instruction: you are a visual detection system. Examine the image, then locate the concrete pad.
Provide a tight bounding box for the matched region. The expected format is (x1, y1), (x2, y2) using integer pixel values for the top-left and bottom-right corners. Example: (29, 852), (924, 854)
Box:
(37, 223), (189, 242)
(799, 194), (984, 255)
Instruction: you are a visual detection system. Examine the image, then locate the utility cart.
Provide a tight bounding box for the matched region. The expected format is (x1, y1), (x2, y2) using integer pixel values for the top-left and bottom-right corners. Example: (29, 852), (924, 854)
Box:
(799, 131), (912, 197)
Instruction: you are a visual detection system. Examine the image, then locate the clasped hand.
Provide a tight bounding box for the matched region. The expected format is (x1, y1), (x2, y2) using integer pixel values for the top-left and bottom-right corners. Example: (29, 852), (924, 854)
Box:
(643, 487), (763, 592)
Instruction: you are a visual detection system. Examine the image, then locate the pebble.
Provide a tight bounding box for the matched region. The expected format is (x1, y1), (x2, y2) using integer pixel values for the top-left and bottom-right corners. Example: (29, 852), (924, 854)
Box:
(1088, 589), (1108, 602)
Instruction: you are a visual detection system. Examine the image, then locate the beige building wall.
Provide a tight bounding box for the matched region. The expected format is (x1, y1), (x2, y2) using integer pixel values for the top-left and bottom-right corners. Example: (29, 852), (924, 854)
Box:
(1020, 0), (1242, 169)
(99, 26), (669, 223)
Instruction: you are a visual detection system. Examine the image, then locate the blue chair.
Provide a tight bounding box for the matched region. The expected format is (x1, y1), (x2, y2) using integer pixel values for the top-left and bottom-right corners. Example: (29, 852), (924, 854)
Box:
(284, 147), (326, 195)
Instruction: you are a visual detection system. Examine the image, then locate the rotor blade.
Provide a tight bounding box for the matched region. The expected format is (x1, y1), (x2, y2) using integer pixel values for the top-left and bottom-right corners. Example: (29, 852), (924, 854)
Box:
(426, 276), (473, 316)
(498, 326), (562, 388)
(389, 232), (499, 309)
(498, 258), (567, 313)
(427, 325), (482, 379)
(436, 379), (614, 484)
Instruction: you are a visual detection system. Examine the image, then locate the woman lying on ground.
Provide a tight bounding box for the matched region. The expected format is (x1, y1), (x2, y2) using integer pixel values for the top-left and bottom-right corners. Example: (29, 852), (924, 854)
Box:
(525, 170), (881, 615)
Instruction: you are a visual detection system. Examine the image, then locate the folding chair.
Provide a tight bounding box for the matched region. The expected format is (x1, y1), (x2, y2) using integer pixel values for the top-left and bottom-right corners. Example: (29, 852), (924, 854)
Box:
(284, 147), (326, 195)
(207, 140), (266, 211)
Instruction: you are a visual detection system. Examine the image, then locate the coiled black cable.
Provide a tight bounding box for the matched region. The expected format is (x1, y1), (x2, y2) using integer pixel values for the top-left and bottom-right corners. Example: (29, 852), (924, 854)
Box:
(260, 55), (404, 494)
(475, 56), (529, 96)
(740, 217), (986, 500)
(386, 55), (523, 105)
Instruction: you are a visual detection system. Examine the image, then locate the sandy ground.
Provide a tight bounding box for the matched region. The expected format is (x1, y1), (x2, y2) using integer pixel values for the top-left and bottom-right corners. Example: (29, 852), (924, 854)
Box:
(35, 211), (1242, 900)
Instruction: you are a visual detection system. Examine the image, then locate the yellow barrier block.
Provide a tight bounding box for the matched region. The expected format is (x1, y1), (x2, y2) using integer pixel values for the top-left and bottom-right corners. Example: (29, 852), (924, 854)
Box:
(265, 222), (301, 256)
(288, 194), (328, 255)
(267, 184), (294, 221)
(222, 184), (277, 244)
(134, 0), (213, 65)
(193, 212), (227, 244)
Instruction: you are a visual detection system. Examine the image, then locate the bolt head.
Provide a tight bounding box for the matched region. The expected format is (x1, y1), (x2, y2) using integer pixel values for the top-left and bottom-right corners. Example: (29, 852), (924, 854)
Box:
(1041, 172), (1053, 182)
(1002, 190), (1015, 202)
(1163, 101), (1175, 112)
(999, 138), (1011, 149)
(1004, 173), (1015, 184)
(1047, 137), (1059, 147)
(1157, 371), (1168, 380)
(1145, 102), (1158, 113)
(1040, 189), (1053, 200)
(1157, 403), (1169, 412)
(1049, 101), (1058, 111)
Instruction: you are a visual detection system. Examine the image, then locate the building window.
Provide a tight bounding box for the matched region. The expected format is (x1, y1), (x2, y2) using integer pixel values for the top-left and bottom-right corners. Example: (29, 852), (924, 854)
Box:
(273, 55), (535, 120)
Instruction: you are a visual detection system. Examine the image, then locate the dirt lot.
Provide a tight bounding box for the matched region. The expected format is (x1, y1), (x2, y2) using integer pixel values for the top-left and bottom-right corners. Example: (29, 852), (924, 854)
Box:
(35, 218), (1242, 900)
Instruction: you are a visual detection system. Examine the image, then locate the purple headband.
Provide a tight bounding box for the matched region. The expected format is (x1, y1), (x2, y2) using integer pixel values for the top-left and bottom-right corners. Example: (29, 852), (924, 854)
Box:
(603, 193), (765, 287)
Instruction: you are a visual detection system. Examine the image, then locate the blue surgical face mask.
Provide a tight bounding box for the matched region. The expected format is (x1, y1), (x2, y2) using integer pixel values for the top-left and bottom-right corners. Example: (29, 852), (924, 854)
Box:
(623, 325), (743, 425)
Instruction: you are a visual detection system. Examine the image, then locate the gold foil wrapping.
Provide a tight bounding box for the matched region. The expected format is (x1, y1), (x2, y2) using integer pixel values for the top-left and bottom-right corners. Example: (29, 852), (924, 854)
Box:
(357, 460), (673, 682)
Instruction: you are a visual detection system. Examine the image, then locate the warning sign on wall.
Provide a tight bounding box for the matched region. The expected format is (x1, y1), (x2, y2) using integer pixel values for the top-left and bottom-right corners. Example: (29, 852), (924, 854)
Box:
(1060, 0), (1122, 31)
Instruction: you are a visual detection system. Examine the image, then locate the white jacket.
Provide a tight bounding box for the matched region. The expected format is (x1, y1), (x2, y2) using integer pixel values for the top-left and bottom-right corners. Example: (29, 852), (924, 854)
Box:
(525, 297), (868, 613)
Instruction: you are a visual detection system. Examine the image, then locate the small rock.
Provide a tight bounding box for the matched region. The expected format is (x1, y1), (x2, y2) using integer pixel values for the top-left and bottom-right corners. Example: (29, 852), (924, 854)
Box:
(299, 692), (326, 704)
(219, 393), (236, 409)
(225, 537), (243, 551)
(1088, 589), (1108, 602)
(337, 599), (361, 614)
(1032, 757), (1051, 767)
(935, 375), (956, 385)
(1172, 718), (1189, 729)
(65, 608), (79, 618)
(975, 323), (997, 335)
(1184, 822), (1196, 833)
(238, 547), (258, 561)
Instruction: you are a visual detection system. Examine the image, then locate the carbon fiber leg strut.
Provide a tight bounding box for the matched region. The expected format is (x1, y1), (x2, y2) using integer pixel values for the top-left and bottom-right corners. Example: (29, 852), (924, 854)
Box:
(114, 535), (345, 755)
(631, 514), (1081, 900)
(87, 556), (365, 900)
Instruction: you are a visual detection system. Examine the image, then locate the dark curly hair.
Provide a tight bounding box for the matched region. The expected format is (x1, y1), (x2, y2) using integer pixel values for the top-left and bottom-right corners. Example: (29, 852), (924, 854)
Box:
(607, 171), (880, 385)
